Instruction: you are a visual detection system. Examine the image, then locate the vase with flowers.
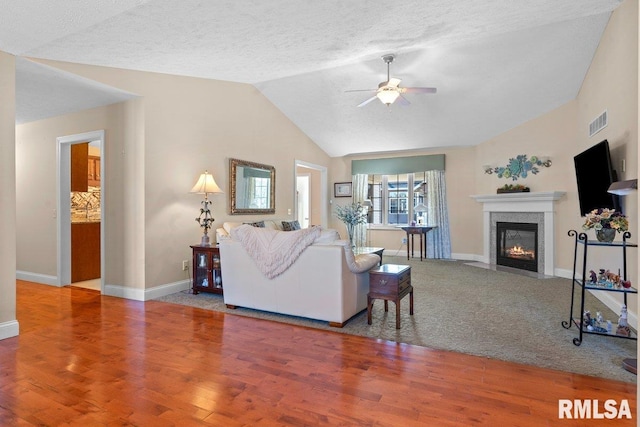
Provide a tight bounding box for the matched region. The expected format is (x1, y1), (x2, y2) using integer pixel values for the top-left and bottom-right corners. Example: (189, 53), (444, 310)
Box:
(335, 202), (368, 248)
(582, 208), (629, 242)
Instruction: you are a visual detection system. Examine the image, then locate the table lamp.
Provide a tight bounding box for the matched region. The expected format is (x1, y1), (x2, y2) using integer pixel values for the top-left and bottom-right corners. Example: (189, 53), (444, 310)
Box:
(414, 203), (427, 225)
(190, 171), (223, 246)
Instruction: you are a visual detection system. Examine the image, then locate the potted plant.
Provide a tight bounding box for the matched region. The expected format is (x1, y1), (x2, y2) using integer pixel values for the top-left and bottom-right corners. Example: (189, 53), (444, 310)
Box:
(582, 208), (629, 242)
(334, 202), (368, 248)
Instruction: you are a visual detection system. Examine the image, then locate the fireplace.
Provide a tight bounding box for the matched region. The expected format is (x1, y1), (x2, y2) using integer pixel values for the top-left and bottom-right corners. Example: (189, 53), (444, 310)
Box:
(496, 222), (538, 272)
(471, 191), (565, 276)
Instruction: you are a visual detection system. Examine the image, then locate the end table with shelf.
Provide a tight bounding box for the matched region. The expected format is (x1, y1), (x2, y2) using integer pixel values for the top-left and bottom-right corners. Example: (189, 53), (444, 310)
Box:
(191, 245), (223, 295)
(368, 264), (413, 329)
(562, 230), (637, 346)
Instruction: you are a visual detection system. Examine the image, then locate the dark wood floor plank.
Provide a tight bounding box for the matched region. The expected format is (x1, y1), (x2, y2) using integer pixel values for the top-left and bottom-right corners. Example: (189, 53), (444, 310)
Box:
(0, 280), (634, 426)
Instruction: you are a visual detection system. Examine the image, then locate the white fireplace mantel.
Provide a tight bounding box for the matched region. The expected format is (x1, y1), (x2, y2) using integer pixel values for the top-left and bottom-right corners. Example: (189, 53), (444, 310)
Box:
(471, 191), (566, 276)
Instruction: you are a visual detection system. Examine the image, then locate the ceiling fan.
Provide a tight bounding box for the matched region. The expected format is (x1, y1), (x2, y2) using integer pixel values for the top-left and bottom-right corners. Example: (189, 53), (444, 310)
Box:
(347, 54), (437, 107)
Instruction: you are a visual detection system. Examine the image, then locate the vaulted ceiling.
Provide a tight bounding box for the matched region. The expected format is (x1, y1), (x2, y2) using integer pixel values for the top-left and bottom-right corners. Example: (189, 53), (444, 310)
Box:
(2, 0), (623, 156)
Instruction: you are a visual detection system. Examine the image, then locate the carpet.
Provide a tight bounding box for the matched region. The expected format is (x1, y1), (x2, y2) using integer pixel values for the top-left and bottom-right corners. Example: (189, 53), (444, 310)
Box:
(155, 256), (637, 383)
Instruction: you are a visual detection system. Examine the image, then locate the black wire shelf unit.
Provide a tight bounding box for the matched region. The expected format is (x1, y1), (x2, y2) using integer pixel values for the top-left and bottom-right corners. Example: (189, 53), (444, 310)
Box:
(562, 230), (637, 346)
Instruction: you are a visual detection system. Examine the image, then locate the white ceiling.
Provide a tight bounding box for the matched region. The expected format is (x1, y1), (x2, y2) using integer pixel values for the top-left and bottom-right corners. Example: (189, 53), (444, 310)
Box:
(2, 0), (622, 156)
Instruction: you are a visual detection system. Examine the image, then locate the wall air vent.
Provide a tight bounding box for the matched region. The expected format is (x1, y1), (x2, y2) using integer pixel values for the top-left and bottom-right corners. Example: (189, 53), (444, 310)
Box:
(589, 110), (607, 137)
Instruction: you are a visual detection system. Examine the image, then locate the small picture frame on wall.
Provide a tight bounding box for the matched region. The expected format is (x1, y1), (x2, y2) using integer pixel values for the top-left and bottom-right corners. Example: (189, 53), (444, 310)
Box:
(334, 182), (352, 197)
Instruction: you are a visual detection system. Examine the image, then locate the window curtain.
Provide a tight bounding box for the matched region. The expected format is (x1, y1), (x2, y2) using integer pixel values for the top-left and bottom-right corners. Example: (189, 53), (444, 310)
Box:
(424, 170), (451, 259)
(352, 174), (368, 247)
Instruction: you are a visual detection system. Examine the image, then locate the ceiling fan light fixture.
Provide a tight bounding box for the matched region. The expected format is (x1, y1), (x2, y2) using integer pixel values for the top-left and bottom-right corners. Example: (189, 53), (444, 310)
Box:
(377, 88), (400, 105)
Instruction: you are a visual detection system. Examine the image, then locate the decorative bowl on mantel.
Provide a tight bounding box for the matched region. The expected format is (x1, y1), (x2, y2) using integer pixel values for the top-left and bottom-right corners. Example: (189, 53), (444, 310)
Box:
(497, 184), (530, 194)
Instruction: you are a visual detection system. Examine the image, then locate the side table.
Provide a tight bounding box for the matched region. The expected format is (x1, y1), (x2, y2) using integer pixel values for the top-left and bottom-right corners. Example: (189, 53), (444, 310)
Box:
(399, 226), (437, 261)
(367, 264), (413, 329)
(191, 245), (223, 295)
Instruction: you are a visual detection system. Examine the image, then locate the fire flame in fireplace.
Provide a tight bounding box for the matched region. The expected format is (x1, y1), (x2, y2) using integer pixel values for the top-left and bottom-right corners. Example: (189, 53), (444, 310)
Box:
(507, 245), (535, 260)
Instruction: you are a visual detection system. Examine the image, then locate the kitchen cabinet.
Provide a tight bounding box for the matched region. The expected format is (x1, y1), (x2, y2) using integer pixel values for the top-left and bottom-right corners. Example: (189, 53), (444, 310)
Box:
(71, 143), (89, 192)
(88, 156), (101, 187)
(71, 222), (101, 282)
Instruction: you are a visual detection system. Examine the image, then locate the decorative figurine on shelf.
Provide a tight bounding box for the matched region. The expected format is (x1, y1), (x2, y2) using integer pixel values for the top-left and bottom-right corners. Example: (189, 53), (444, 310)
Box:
(582, 311), (592, 329)
(591, 268), (631, 289)
(596, 311), (604, 325)
(616, 305), (631, 337)
(618, 305), (628, 327)
(598, 269), (607, 283)
(606, 270), (620, 287)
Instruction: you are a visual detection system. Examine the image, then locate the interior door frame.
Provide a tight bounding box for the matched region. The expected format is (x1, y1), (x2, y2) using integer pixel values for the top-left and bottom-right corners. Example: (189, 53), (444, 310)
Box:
(293, 160), (327, 228)
(56, 130), (105, 291)
(296, 173), (311, 228)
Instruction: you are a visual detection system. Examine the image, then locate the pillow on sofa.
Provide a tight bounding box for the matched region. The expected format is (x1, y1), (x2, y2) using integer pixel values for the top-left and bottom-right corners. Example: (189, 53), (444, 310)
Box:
(244, 220), (265, 228)
(281, 220), (301, 231)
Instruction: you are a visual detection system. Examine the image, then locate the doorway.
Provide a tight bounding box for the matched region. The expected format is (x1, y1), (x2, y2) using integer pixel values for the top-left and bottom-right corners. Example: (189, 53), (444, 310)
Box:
(296, 174), (310, 228)
(57, 130), (105, 292)
(294, 160), (328, 229)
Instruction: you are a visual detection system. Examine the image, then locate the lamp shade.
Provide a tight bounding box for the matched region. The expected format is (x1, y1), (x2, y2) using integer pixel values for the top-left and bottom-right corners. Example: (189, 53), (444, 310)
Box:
(607, 179), (637, 196)
(361, 199), (373, 208)
(377, 89), (400, 105)
(190, 171), (223, 194)
(414, 203), (428, 213)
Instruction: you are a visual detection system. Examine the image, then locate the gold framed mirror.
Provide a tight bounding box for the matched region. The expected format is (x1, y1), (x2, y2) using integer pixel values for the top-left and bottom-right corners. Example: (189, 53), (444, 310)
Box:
(229, 158), (275, 215)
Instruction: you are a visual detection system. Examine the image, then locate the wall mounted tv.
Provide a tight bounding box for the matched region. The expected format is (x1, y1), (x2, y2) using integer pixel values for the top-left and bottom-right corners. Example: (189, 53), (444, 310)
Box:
(574, 139), (620, 216)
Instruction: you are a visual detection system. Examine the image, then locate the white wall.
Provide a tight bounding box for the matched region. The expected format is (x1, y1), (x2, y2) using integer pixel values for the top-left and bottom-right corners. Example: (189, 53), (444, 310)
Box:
(16, 62), (331, 296)
(0, 51), (18, 339)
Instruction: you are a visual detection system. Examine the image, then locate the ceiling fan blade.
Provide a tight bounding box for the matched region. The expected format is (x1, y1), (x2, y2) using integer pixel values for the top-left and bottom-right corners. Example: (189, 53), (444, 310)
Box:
(387, 78), (401, 88)
(357, 96), (378, 107)
(396, 95), (410, 106)
(345, 89), (376, 93)
(402, 87), (437, 94)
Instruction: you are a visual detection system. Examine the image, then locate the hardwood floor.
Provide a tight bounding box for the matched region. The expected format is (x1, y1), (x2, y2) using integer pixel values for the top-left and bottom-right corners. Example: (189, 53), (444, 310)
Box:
(1, 280), (635, 426)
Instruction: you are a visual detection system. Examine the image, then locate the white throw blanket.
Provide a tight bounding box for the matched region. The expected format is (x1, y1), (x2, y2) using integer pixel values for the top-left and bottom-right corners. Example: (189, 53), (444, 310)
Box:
(231, 224), (321, 279)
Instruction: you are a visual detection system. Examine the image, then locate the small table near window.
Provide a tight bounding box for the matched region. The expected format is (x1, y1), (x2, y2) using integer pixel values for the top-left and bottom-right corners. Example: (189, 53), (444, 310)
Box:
(399, 226), (437, 261)
(353, 247), (385, 266)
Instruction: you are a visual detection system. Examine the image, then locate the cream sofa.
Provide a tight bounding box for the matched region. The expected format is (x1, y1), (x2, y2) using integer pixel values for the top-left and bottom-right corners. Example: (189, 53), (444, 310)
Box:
(218, 222), (380, 327)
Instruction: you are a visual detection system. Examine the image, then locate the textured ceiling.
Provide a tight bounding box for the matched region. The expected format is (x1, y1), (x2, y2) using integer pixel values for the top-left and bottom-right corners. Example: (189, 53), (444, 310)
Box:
(1, 0), (622, 156)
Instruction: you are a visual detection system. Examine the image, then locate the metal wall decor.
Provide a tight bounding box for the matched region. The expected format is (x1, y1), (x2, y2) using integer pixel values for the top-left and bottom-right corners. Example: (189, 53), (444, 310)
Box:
(485, 155), (551, 180)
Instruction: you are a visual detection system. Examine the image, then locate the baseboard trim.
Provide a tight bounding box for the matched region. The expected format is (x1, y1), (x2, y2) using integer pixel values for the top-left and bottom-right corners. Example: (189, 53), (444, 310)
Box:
(451, 253), (481, 261)
(144, 280), (191, 301)
(16, 271), (59, 286)
(0, 320), (19, 340)
(554, 268), (573, 280)
(103, 284), (145, 301)
(103, 280), (190, 301)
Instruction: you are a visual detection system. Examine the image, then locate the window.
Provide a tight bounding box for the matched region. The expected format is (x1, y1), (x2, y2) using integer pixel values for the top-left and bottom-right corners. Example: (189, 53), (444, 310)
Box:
(249, 177), (269, 208)
(367, 173), (426, 226)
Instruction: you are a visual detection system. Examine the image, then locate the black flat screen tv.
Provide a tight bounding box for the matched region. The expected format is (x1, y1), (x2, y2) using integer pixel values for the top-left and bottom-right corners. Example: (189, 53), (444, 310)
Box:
(574, 139), (620, 216)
